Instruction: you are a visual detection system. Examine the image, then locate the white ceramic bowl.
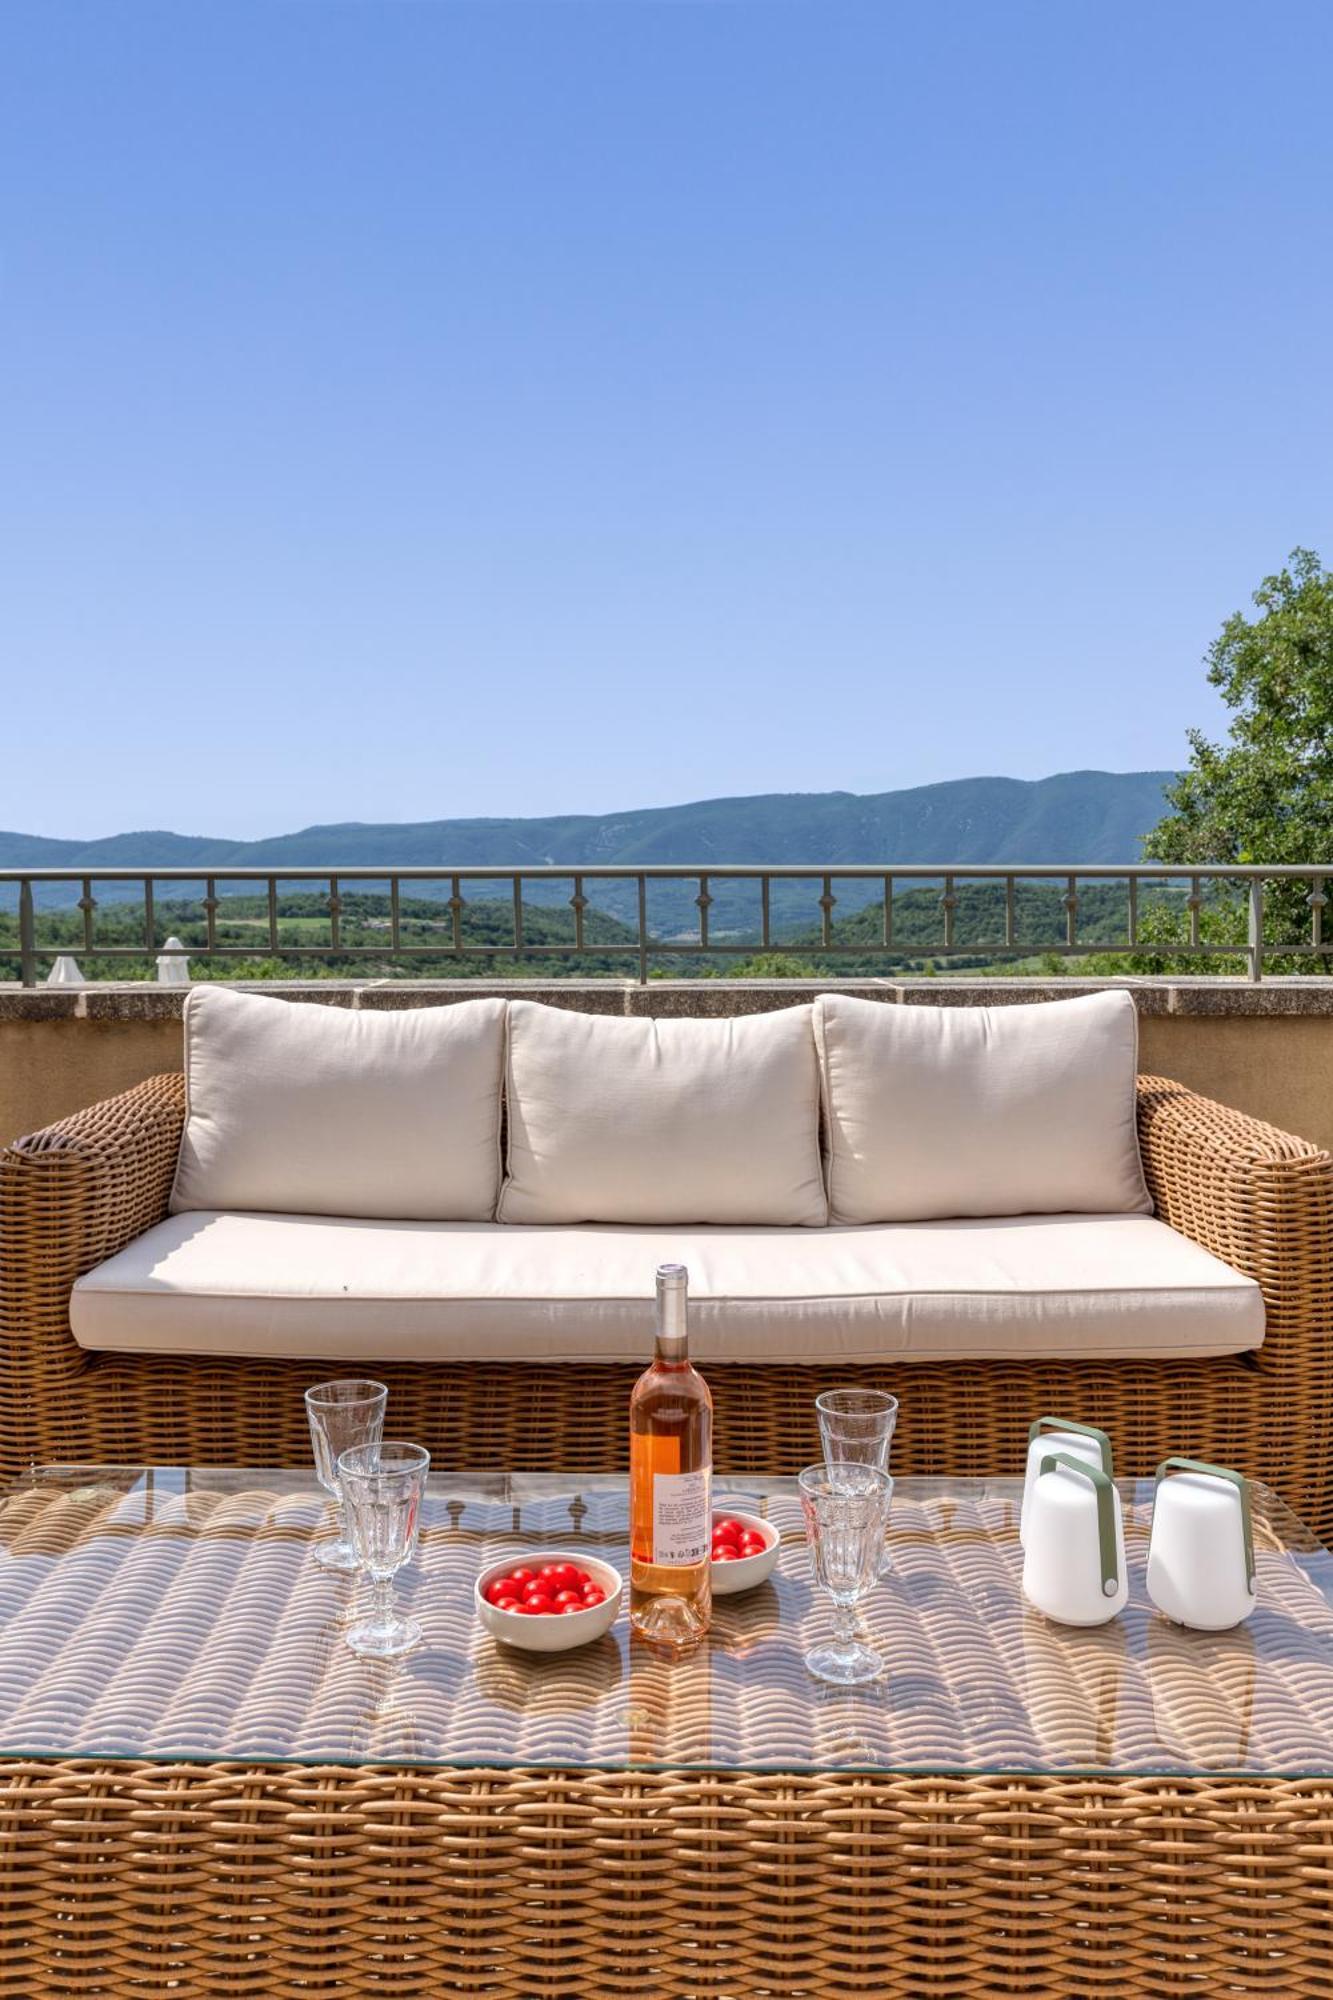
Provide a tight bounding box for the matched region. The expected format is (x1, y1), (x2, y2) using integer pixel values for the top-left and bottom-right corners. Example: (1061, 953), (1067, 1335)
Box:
(710, 1511), (780, 1596)
(475, 1550), (623, 1653)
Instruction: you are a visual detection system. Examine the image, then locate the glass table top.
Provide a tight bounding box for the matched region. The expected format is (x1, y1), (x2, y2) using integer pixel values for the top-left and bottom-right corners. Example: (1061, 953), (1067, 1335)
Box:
(0, 1466), (1331, 1776)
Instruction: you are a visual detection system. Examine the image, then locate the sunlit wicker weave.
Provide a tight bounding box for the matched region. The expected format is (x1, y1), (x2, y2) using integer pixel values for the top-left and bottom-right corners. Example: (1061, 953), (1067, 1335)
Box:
(3, 1069), (1332, 1536)
(1, 1465), (1332, 1999)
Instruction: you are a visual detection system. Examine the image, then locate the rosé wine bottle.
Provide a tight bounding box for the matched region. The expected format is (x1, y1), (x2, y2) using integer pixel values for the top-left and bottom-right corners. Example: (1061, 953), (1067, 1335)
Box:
(629, 1264), (713, 1652)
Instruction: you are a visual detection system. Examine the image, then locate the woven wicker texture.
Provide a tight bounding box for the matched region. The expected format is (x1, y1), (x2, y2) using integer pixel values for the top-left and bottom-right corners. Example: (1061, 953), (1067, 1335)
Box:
(3, 1070), (1333, 1539)
(1, 1468), (1331, 1775)
(2, 1469), (1333, 1998)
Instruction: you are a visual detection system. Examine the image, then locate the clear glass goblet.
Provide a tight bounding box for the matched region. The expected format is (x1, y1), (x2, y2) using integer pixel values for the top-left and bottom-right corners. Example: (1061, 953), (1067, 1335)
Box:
(815, 1388), (899, 1478)
(337, 1440), (430, 1658)
(304, 1378), (388, 1570)
(798, 1462), (893, 1686)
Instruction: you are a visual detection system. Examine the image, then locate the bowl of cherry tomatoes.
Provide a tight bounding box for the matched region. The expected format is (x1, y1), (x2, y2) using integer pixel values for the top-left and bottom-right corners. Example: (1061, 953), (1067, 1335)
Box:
(710, 1511), (780, 1595)
(475, 1551), (623, 1652)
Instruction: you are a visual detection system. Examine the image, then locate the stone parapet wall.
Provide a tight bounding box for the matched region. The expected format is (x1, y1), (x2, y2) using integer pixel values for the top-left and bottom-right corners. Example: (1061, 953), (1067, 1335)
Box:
(4, 978), (1333, 1154)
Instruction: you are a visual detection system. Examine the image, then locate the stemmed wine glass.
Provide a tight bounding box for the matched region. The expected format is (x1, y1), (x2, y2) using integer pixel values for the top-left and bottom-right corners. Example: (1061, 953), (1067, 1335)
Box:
(798, 1462), (893, 1685)
(337, 1441), (431, 1657)
(305, 1379), (388, 1570)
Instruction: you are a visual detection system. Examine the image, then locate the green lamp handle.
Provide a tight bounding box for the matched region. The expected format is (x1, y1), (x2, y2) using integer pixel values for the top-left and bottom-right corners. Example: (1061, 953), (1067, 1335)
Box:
(1039, 1451), (1121, 1596)
(1029, 1414), (1114, 1479)
(1155, 1457), (1256, 1593)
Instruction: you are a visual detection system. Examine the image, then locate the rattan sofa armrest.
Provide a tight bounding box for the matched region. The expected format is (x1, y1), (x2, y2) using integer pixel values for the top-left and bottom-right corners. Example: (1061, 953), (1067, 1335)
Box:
(1136, 1073), (1333, 1379)
(0, 1073), (186, 1392)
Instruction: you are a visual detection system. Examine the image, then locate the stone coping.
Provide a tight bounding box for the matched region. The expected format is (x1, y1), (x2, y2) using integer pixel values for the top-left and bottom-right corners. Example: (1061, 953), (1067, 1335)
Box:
(6, 977), (1333, 1020)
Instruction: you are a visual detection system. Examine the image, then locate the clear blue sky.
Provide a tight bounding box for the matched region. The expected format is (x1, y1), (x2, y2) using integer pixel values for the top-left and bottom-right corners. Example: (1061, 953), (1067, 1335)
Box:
(5, 0), (1331, 840)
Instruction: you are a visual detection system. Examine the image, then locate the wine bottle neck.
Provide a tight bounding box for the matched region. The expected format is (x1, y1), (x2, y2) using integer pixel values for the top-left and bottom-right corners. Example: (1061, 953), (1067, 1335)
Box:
(655, 1263), (689, 1363)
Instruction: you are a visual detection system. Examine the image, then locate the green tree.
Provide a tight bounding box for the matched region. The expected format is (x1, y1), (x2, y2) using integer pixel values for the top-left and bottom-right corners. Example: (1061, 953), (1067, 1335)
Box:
(724, 951), (821, 979)
(1145, 548), (1333, 964)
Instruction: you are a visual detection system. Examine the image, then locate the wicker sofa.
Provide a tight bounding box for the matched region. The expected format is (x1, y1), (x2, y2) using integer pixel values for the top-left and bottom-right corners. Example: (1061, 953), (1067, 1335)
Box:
(4, 984), (1333, 1537)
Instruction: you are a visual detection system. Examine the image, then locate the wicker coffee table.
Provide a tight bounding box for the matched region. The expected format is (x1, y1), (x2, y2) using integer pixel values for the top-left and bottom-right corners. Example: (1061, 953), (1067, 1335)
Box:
(0, 1466), (1331, 1998)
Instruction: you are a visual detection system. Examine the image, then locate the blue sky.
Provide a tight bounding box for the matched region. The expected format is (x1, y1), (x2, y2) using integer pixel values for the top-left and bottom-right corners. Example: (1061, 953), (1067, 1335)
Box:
(4, 0), (1331, 840)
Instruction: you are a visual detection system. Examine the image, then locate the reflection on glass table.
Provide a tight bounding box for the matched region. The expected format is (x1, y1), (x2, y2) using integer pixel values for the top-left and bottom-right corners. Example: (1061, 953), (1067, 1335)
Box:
(0, 1466), (1330, 1777)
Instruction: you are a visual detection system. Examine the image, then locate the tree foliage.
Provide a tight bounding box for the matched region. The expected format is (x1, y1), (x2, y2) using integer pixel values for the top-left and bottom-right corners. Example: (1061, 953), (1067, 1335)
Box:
(1147, 548), (1333, 869)
(1142, 549), (1333, 965)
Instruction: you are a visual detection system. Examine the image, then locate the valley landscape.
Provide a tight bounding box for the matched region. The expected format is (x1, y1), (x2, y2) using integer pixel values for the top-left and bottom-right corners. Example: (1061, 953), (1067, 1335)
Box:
(3, 768), (1241, 981)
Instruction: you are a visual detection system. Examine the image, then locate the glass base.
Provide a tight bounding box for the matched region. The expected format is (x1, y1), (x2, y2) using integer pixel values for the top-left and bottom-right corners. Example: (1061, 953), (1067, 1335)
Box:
(804, 1638), (883, 1686)
(345, 1613), (422, 1658)
(315, 1535), (361, 1572)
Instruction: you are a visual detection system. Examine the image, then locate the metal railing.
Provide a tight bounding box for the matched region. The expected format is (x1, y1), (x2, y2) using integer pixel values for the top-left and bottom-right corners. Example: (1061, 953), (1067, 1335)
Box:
(1, 863), (1329, 986)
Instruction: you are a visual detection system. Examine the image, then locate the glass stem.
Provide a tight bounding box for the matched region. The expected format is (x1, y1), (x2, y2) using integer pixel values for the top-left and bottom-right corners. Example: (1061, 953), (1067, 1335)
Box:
(371, 1575), (395, 1633)
(833, 1602), (857, 1654)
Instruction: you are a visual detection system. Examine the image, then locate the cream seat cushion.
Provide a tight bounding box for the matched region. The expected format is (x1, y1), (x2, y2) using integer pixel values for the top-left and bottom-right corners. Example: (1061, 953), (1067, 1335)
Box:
(170, 987), (507, 1222)
(816, 989), (1151, 1223)
(499, 1000), (827, 1226)
(72, 1211), (1263, 1364)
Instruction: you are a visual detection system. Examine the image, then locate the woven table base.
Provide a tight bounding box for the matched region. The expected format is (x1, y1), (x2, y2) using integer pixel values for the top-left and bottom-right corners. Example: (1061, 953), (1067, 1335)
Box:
(0, 1761), (1331, 1998)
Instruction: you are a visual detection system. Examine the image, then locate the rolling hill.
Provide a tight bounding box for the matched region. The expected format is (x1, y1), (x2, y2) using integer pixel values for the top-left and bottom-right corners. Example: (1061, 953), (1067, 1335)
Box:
(1, 771), (1189, 973)
(1, 769), (1175, 880)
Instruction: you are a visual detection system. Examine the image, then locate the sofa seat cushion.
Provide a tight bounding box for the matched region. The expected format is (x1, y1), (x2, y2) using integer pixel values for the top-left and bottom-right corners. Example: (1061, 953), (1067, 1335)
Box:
(71, 1211), (1263, 1365)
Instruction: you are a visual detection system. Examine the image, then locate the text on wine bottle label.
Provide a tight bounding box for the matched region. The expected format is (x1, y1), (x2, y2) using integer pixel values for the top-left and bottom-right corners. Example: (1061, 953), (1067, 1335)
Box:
(652, 1469), (711, 1567)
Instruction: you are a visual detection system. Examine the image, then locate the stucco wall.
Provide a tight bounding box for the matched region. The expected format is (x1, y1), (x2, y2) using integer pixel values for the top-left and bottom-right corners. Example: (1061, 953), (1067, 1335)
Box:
(4, 979), (1333, 1156)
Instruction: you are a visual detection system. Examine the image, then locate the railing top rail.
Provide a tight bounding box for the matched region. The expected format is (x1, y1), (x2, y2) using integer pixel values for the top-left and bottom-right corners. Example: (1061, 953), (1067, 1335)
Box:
(0, 863), (1328, 883)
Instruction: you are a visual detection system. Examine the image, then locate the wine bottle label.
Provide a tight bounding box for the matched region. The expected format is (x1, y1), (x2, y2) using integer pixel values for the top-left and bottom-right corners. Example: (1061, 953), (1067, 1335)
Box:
(651, 1468), (711, 1567)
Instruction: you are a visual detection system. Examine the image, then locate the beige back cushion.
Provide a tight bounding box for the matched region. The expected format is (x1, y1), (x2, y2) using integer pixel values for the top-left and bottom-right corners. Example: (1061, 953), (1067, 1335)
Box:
(499, 1001), (828, 1226)
(171, 987), (507, 1221)
(815, 989), (1150, 1223)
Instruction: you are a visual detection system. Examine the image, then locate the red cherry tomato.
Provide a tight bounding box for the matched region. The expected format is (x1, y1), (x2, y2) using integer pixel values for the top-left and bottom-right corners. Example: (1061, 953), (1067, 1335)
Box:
(713, 1518), (742, 1542)
(523, 1597), (556, 1616)
(558, 1600), (584, 1613)
(551, 1589), (580, 1608)
(740, 1533), (767, 1553)
(712, 1547), (736, 1562)
(507, 1567), (536, 1587)
(493, 1595), (523, 1614)
(581, 1585), (606, 1605)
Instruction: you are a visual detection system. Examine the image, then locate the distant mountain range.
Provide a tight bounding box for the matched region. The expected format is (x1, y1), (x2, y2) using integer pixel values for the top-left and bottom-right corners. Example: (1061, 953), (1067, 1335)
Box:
(2, 770), (1175, 877)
